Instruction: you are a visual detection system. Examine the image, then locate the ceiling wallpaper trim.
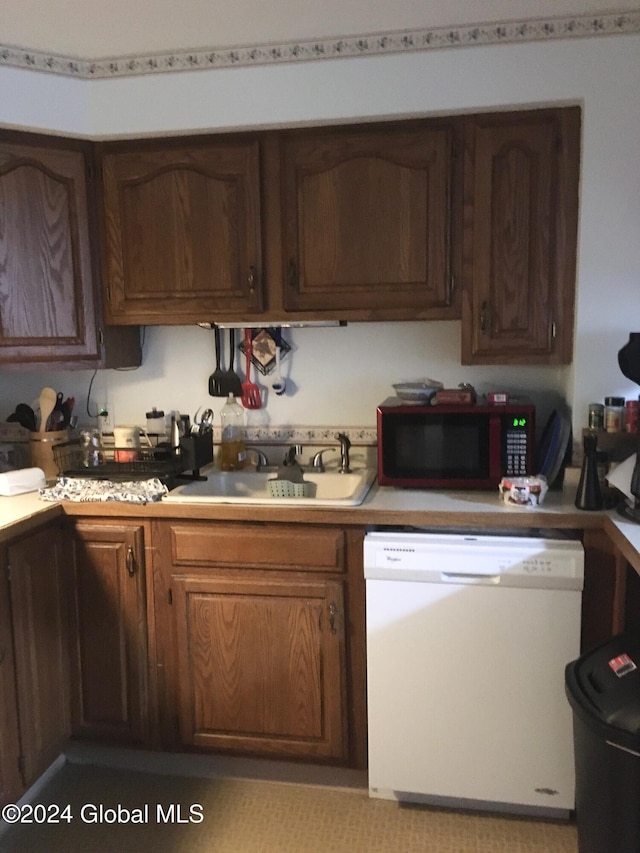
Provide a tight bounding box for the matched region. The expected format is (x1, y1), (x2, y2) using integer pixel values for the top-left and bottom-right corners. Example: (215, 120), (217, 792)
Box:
(1, 10), (639, 79)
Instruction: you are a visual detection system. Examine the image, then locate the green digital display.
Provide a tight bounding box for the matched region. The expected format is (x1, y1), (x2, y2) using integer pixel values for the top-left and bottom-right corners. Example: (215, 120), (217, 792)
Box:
(512, 417), (528, 427)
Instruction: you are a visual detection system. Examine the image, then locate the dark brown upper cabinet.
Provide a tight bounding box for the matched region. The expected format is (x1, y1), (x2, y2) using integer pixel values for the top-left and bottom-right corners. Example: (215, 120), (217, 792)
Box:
(95, 108), (580, 366)
(0, 132), (140, 369)
(99, 137), (263, 325)
(461, 107), (580, 365)
(276, 120), (462, 320)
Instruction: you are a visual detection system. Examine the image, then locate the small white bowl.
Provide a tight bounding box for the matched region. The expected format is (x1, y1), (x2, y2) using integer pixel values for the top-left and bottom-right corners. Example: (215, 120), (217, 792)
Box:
(393, 380), (443, 403)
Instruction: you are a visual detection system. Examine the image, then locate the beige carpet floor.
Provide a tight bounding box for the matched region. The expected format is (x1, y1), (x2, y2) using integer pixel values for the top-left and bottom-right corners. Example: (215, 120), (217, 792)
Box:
(0, 763), (578, 853)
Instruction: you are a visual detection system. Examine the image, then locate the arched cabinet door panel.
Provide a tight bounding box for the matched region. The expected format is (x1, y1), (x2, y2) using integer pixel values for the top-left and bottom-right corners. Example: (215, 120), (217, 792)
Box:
(100, 138), (263, 324)
(279, 120), (461, 320)
(0, 138), (101, 365)
(461, 107), (580, 365)
(0, 133), (139, 369)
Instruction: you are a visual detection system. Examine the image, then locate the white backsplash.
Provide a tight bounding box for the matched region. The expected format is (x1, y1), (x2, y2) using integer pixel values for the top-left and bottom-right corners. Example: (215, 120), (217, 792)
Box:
(0, 321), (573, 442)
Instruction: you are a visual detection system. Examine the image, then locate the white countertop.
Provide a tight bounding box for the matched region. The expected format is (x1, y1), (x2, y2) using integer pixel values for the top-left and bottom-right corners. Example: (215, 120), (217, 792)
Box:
(606, 511), (640, 566)
(0, 491), (62, 541)
(0, 471), (608, 526)
(365, 481), (578, 516)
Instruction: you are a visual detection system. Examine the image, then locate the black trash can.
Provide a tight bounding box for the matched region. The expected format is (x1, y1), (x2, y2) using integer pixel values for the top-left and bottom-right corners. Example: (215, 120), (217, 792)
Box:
(565, 633), (640, 853)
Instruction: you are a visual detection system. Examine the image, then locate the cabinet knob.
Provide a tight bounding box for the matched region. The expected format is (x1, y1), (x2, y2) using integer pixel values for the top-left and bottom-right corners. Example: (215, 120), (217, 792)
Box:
(126, 546), (136, 577)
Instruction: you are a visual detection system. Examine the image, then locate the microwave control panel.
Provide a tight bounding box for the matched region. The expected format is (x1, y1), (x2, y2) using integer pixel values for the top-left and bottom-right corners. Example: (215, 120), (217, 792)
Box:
(503, 414), (531, 476)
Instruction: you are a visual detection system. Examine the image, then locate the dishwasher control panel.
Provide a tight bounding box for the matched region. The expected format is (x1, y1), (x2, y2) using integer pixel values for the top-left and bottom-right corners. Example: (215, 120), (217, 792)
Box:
(363, 532), (584, 590)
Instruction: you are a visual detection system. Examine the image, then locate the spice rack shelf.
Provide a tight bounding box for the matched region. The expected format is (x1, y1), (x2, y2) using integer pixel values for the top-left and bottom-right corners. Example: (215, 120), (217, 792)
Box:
(581, 429), (638, 463)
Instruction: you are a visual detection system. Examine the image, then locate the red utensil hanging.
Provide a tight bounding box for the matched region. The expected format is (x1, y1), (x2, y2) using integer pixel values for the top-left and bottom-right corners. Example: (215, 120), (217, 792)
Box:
(241, 329), (262, 409)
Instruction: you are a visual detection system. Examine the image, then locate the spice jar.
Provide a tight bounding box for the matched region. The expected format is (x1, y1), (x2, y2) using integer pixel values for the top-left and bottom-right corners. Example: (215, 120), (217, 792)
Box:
(604, 396), (625, 433)
(588, 403), (604, 431)
(625, 399), (639, 434)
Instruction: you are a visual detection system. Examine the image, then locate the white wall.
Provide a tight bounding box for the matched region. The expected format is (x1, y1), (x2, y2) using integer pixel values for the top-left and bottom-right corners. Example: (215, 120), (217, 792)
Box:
(3, 1), (633, 57)
(1, 34), (639, 438)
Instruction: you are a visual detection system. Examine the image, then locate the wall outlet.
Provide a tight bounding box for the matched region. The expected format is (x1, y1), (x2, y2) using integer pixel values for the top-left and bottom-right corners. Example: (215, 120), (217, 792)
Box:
(98, 407), (112, 433)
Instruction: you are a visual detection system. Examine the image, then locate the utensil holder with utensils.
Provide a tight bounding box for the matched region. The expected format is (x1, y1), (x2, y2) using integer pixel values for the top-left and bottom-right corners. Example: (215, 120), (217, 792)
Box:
(30, 429), (69, 480)
(178, 432), (214, 480)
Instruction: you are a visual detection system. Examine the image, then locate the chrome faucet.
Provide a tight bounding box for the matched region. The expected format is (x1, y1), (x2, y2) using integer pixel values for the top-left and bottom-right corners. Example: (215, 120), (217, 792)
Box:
(245, 447), (269, 470)
(335, 432), (351, 474)
(311, 447), (337, 472)
(287, 444), (303, 463)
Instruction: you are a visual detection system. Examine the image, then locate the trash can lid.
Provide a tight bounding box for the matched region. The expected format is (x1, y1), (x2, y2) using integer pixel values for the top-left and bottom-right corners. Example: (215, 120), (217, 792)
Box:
(566, 633), (640, 736)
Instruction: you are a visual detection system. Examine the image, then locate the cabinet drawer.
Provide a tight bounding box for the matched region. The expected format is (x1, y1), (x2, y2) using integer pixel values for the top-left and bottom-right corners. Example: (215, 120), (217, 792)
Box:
(169, 523), (345, 572)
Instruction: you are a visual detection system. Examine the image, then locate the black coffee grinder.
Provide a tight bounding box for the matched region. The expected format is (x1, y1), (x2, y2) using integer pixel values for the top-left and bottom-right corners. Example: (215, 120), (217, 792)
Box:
(617, 332), (640, 521)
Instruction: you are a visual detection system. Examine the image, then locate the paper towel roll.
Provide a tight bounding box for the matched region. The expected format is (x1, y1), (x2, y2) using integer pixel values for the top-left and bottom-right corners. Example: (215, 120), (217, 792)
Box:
(0, 467), (46, 496)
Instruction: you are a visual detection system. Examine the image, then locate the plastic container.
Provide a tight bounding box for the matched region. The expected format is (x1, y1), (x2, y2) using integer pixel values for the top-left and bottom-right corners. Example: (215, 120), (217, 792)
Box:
(565, 634), (640, 853)
(219, 394), (246, 471)
(498, 475), (548, 507)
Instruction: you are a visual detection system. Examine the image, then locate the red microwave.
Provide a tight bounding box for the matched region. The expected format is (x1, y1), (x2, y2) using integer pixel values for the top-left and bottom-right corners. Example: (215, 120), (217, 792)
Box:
(377, 397), (535, 489)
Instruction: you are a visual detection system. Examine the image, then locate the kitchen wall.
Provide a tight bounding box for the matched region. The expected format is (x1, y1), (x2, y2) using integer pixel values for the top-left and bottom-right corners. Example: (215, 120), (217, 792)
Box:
(1, 32), (639, 439)
(0, 323), (569, 432)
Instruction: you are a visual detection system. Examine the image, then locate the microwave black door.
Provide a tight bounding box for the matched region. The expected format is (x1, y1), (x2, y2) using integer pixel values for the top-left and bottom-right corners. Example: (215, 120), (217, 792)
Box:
(380, 412), (493, 486)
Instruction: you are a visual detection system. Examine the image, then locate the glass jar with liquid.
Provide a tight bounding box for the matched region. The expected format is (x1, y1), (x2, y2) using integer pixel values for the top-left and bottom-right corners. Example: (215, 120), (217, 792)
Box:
(219, 394), (246, 471)
(588, 403), (604, 431)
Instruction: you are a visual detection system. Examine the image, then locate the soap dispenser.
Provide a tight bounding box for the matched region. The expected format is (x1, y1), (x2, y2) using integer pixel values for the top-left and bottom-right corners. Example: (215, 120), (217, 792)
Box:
(575, 433), (603, 511)
(219, 394), (246, 471)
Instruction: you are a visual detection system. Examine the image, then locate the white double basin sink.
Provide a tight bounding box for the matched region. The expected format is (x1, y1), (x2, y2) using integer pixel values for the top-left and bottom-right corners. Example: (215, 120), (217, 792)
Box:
(164, 465), (377, 507)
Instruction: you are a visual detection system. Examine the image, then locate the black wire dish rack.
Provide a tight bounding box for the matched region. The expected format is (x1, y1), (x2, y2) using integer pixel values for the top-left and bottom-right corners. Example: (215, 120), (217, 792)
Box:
(52, 432), (213, 489)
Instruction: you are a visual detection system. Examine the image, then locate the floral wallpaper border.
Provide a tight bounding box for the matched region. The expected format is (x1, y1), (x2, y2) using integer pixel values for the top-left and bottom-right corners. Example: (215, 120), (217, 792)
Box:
(212, 426), (378, 446)
(1, 10), (639, 79)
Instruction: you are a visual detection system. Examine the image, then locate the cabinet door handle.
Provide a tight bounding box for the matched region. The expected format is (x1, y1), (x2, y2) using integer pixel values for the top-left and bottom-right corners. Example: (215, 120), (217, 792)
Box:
(479, 300), (489, 333)
(328, 602), (338, 635)
(126, 546), (136, 577)
(288, 260), (298, 289)
(247, 266), (256, 294)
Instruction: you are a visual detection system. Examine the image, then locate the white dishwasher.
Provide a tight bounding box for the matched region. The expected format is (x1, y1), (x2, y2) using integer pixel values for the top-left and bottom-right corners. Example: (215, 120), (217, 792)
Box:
(364, 530), (584, 818)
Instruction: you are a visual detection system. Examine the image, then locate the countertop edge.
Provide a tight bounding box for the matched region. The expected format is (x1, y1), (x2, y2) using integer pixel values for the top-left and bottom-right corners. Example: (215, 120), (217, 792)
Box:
(5, 488), (640, 574)
(604, 514), (640, 575)
(0, 499), (63, 544)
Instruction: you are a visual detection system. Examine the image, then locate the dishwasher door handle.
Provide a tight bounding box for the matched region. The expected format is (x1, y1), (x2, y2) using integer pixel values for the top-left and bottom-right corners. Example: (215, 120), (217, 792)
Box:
(441, 572), (501, 585)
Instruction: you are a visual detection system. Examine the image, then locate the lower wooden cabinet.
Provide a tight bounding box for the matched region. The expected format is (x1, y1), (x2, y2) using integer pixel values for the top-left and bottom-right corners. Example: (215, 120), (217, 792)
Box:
(68, 521), (149, 744)
(0, 554), (22, 807)
(172, 574), (347, 759)
(153, 521), (355, 763)
(2, 523), (70, 795)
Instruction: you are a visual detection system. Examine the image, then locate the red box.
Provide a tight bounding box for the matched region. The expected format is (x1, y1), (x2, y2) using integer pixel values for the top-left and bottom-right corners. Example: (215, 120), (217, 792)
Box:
(488, 392), (509, 405)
